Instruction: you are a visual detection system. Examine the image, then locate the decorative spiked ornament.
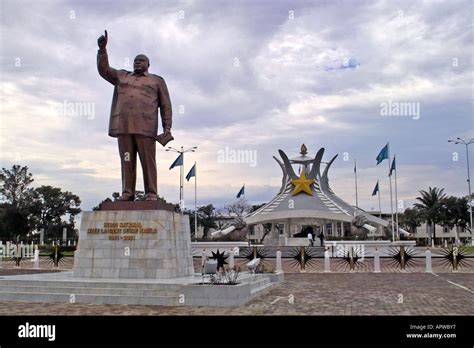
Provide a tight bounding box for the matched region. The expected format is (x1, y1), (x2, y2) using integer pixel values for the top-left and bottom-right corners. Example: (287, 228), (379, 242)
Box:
(439, 246), (471, 271)
(209, 249), (228, 271)
(9, 243), (25, 267)
(336, 246), (365, 271)
(47, 245), (66, 267)
(243, 247), (272, 270)
(288, 247), (318, 272)
(388, 246), (418, 270)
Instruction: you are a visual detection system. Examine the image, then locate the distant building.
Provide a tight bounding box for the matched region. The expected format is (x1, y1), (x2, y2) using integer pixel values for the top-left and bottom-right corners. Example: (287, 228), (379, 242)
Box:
(245, 145), (388, 246)
(366, 211), (471, 245)
(412, 223), (470, 245)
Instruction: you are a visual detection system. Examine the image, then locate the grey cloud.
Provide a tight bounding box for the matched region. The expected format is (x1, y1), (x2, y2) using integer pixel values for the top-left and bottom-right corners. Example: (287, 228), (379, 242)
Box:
(1, 0), (471, 212)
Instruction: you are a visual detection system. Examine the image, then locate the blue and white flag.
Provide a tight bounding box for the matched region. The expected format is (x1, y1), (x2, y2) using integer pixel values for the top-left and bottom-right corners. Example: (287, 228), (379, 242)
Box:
(236, 185), (245, 199)
(389, 156), (396, 177)
(371, 181), (379, 196)
(185, 163), (196, 181)
(169, 153), (183, 170)
(376, 143), (389, 165)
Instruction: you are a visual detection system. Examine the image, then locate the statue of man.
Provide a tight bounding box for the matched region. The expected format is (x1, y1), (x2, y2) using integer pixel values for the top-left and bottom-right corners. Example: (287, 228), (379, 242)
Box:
(97, 30), (172, 201)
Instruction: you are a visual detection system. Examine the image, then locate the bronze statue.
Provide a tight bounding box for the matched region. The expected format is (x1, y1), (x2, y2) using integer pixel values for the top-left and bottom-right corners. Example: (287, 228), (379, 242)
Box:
(97, 30), (173, 201)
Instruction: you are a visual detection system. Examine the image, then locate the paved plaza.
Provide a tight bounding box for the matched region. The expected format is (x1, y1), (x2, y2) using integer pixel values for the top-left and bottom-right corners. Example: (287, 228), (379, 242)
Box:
(1, 246), (471, 315)
(0, 270), (471, 316)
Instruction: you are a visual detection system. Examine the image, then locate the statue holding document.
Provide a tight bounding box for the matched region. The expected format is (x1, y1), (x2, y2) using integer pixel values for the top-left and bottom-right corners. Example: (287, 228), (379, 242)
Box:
(97, 30), (174, 202)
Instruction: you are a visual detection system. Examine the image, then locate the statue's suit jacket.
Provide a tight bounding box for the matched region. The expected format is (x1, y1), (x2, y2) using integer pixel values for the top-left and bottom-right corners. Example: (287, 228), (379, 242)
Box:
(97, 49), (172, 138)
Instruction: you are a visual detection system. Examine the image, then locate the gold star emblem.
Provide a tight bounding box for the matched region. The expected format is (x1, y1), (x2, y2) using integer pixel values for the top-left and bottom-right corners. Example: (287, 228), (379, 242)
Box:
(291, 171), (314, 196)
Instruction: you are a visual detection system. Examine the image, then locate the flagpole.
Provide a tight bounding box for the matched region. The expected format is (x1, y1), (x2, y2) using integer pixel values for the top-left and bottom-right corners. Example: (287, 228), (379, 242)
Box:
(167, 146), (197, 213)
(194, 161), (197, 240)
(377, 181), (382, 220)
(354, 159), (359, 208)
(180, 146), (184, 210)
(387, 143), (395, 243)
(377, 181), (382, 240)
(394, 155), (399, 240)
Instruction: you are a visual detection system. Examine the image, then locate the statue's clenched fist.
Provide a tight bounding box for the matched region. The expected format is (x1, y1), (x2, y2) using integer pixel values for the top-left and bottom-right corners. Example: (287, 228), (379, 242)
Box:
(98, 30), (108, 49)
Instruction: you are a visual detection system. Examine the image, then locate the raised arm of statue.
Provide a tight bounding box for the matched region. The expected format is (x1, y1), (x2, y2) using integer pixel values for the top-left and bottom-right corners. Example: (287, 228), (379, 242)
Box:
(97, 30), (119, 85)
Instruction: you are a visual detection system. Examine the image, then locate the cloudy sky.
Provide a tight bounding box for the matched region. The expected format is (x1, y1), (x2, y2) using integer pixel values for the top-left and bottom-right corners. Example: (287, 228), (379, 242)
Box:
(1, 0), (472, 215)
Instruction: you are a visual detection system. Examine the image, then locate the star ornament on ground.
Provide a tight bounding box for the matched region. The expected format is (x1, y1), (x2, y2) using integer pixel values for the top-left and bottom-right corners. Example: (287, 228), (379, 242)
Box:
(291, 171), (314, 196)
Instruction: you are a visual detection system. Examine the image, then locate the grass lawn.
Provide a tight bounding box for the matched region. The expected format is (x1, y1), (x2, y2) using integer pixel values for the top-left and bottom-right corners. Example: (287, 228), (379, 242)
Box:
(39, 252), (75, 257)
(461, 245), (474, 253)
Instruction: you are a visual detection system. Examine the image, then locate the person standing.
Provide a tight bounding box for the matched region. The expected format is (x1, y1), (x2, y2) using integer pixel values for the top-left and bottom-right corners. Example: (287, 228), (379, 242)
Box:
(307, 230), (314, 246)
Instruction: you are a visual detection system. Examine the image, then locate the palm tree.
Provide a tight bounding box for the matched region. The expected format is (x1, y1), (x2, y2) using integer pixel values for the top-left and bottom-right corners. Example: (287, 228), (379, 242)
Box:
(414, 187), (447, 246)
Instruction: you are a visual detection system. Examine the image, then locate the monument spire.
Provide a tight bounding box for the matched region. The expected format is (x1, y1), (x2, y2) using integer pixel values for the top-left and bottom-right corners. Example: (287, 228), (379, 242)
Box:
(300, 143), (308, 156)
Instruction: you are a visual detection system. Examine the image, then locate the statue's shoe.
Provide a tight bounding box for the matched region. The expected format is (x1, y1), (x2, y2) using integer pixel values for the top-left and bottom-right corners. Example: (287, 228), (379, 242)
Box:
(145, 194), (158, 201)
(116, 194), (134, 201)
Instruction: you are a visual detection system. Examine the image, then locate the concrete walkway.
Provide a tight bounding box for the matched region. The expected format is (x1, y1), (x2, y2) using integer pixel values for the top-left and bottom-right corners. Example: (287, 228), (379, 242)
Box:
(0, 272), (471, 315)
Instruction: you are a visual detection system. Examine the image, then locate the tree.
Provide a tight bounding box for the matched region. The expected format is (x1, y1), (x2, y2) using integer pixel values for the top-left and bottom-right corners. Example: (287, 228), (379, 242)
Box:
(0, 165), (34, 208)
(0, 165), (82, 241)
(399, 207), (424, 235)
(414, 187), (447, 245)
(0, 203), (31, 240)
(0, 165), (36, 239)
(223, 198), (252, 217)
(93, 192), (120, 211)
(438, 196), (471, 241)
(248, 203), (272, 243)
(29, 185), (81, 241)
(197, 204), (217, 239)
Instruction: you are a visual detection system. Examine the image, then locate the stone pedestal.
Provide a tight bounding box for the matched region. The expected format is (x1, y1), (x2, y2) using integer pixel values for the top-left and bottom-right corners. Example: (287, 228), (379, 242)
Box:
(73, 209), (194, 279)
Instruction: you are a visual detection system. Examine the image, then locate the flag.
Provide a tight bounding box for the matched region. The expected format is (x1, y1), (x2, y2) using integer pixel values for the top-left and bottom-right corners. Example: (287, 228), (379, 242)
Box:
(376, 143), (389, 165)
(236, 185), (245, 198)
(169, 153), (183, 170)
(354, 161), (357, 173)
(371, 181), (379, 196)
(389, 156), (396, 177)
(185, 163), (196, 181)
